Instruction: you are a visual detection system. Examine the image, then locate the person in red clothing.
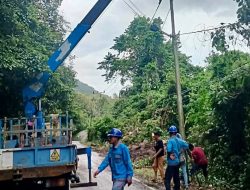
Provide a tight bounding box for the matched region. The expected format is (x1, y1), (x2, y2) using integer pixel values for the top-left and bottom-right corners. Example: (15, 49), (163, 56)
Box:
(189, 144), (208, 182)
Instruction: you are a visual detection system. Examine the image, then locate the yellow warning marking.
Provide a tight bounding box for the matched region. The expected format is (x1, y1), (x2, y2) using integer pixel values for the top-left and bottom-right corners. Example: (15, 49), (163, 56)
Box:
(50, 149), (60, 161)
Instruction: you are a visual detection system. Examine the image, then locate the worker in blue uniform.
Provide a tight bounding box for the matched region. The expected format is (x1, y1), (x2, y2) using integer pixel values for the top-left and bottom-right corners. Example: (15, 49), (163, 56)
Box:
(165, 125), (189, 190)
(94, 128), (134, 190)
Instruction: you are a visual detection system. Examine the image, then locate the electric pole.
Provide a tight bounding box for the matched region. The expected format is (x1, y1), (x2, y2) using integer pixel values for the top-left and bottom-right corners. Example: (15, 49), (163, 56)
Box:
(170, 0), (185, 139)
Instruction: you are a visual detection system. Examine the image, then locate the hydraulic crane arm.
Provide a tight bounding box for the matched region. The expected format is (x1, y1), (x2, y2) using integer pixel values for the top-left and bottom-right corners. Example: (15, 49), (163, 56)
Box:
(22, 0), (112, 117)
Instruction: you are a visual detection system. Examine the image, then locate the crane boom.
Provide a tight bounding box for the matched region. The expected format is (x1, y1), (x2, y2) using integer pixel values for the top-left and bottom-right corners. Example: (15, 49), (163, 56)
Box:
(22, 0), (112, 118)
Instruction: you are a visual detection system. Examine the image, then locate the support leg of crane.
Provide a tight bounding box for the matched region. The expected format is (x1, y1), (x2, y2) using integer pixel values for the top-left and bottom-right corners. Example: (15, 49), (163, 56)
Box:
(71, 147), (97, 188)
(87, 147), (92, 183)
(70, 182), (98, 188)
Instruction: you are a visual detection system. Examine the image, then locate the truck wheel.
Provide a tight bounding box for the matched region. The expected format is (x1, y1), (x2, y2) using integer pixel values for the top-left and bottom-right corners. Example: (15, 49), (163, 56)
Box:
(50, 179), (69, 190)
(62, 179), (69, 190)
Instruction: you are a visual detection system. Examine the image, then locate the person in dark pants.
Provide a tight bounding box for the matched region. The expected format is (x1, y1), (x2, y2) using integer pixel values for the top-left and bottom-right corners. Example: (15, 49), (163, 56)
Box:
(176, 133), (189, 190)
(165, 125), (189, 190)
(189, 144), (208, 183)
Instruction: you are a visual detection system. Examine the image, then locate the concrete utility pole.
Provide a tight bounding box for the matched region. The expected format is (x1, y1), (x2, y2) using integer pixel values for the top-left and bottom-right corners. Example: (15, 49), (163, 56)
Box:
(170, 0), (185, 139)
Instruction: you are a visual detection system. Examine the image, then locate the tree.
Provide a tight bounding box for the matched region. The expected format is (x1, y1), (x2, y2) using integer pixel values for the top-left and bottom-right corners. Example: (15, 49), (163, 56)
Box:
(187, 51), (250, 189)
(97, 16), (199, 142)
(0, 0), (71, 117)
(211, 0), (250, 51)
(208, 51), (250, 188)
(98, 17), (166, 90)
(97, 14), (250, 189)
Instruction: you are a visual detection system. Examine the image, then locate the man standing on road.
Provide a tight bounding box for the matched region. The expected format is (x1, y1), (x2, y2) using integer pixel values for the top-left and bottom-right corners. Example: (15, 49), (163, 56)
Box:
(176, 133), (189, 190)
(189, 144), (208, 183)
(152, 131), (165, 183)
(165, 125), (189, 190)
(94, 128), (134, 190)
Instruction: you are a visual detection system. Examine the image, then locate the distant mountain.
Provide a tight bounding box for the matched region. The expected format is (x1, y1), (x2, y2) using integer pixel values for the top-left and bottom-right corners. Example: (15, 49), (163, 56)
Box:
(75, 80), (99, 95)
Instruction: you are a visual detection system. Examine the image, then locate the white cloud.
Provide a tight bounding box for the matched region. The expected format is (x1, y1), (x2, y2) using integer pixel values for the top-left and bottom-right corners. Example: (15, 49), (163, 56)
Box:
(59, 0), (238, 95)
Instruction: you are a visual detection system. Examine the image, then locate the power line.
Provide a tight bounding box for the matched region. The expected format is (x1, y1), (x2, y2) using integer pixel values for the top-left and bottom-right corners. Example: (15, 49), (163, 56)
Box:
(127, 0), (145, 16)
(162, 8), (171, 29)
(150, 0), (163, 23)
(179, 23), (237, 36)
(162, 22), (238, 37)
(122, 0), (140, 16)
(123, 0), (139, 16)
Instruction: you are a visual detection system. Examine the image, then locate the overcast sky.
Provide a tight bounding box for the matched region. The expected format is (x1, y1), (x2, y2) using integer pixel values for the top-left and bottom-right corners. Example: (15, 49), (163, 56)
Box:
(59, 0), (238, 96)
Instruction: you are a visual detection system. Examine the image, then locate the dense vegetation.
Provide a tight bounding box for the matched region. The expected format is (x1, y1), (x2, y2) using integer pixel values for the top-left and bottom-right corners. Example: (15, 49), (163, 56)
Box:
(1, 0), (250, 189)
(0, 0), (73, 117)
(90, 0), (250, 189)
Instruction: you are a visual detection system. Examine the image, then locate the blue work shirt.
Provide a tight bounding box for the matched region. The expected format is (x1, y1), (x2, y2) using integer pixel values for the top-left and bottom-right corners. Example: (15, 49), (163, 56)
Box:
(98, 142), (134, 180)
(166, 136), (188, 166)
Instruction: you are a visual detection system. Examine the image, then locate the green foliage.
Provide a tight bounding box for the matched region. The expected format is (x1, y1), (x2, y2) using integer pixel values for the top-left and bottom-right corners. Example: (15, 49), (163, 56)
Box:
(96, 14), (250, 189)
(188, 2), (250, 186)
(133, 158), (152, 169)
(75, 80), (98, 95)
(97, 16), (199, 144)
(71, 92), (115, 135)
(98, 17), (167, 88)
(88, 116), (119, 142)
(42, 65), (77, 114)
(0, 0), (68, 117)
(3, 1), (248, 188)
(235, 0), (250, 42)
(211, 0), (250, 50)
(186, 51), (250, 189)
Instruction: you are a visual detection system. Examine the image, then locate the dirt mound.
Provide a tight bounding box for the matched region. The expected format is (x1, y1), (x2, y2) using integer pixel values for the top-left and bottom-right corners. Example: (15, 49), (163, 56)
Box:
(129, 141), (155, 162)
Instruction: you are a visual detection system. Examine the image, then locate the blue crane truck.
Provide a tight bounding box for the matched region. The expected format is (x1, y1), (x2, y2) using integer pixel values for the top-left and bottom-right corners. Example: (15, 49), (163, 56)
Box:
(0, 0), (112, 189)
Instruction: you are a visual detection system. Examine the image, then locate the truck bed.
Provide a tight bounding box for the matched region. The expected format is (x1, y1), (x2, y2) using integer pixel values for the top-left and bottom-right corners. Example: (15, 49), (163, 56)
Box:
(0, 144), (77, 181)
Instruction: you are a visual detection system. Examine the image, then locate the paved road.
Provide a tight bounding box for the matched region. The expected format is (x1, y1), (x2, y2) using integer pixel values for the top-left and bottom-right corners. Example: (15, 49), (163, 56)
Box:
(71, 142), (155, 190)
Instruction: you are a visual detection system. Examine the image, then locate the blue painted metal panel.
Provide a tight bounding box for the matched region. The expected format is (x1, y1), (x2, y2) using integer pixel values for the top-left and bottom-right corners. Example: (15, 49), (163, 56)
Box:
(5, 140), (18, 148)
(14, 149), (34, 168)
(77, 147), (91, 155)
(13, 145), (76, 168)
(77, 147), (92, 170)
(87, 148), (92, 170)
(36, 111), (44, 130)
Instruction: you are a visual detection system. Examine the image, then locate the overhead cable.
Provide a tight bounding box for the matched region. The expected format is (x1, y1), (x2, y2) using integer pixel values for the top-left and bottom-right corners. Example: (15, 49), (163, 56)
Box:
(127, 0), (146, 16)
(179, 23), (238, 36)
(122, 0), (140, 16)
(162, 8), (171, 29)
(161, 22), (238, 37)
(150, 0), (163, 23)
